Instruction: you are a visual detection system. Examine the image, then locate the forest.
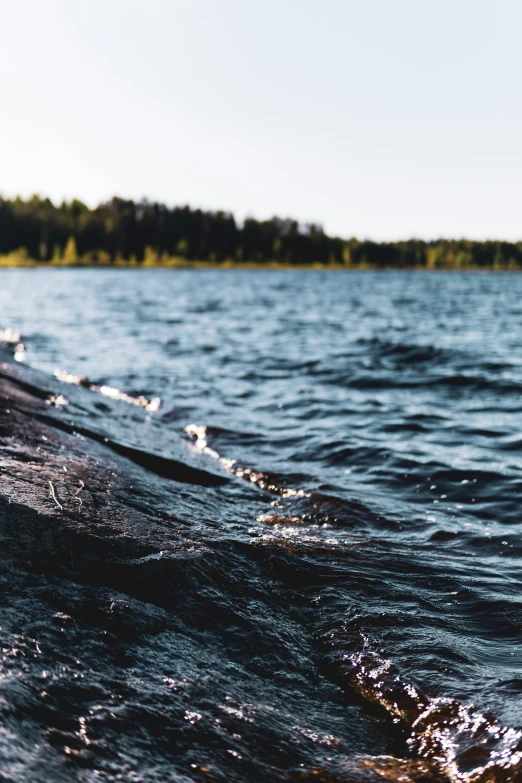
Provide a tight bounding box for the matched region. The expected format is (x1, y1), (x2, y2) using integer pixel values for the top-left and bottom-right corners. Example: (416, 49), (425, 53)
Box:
(1, 194), (521, 269)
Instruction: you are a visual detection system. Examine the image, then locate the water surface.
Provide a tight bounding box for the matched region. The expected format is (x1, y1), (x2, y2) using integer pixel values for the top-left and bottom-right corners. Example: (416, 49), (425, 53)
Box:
(1, 268), (521, 781)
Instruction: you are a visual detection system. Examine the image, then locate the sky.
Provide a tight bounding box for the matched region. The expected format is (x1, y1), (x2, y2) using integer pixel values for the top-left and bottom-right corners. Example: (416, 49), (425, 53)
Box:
(0, 0), (521, 241)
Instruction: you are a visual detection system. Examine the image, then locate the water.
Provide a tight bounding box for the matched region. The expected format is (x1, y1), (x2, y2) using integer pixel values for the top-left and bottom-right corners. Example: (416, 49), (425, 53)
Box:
(0, 268), (521, 781)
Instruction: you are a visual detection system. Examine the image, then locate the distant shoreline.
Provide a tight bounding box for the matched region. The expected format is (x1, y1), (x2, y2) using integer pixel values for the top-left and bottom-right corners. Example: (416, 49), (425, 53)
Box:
(0, 258), (519, 271)
(2, 195), (522, 270)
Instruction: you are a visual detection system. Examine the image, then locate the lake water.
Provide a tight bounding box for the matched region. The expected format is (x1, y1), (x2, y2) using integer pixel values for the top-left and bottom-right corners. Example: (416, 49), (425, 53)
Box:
(1, 268), (521, 781)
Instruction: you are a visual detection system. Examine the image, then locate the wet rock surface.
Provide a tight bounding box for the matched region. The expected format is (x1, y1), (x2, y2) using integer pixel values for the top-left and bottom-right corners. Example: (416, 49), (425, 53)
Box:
(0, 351), (418, 783)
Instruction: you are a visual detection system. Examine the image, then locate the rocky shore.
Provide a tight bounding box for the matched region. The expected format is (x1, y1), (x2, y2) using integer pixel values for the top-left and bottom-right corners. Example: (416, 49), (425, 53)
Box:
(0, 350), (450, 783)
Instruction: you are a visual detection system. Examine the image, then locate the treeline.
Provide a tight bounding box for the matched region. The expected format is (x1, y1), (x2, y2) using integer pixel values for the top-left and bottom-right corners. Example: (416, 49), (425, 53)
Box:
(1, 194), (521, 268)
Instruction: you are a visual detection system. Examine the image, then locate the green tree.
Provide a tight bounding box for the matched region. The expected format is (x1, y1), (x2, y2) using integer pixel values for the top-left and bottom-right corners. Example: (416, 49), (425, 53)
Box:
(63, 236), (78, 265)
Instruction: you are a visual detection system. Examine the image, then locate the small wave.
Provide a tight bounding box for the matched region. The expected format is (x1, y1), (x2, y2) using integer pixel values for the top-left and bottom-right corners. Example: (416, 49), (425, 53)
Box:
(0, 327), (26, 362)
(54, 368), (161, 412)
(1, 327), (160, 410)
(185, 424), (312, 501)
(322, 637), (522, 782)
(0, 327), (21, 344)
(356, 337), (456, 367)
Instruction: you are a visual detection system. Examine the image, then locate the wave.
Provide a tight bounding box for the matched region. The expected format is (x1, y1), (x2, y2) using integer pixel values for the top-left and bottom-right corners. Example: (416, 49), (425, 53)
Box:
(321, 639), (522, 782)
(187, 424), (522, 781)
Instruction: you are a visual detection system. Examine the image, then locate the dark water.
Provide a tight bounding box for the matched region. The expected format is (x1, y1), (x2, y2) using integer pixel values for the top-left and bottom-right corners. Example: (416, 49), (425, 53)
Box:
(1, 268), (522, 781)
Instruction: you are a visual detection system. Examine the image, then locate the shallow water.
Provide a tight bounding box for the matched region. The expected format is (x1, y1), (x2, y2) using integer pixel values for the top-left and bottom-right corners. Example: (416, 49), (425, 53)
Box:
(1, 268), (522, 781)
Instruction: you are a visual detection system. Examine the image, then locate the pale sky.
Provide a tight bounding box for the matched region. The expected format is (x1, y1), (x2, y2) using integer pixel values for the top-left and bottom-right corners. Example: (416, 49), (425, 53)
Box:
(1, 0), (521, 240)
